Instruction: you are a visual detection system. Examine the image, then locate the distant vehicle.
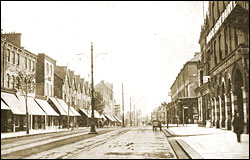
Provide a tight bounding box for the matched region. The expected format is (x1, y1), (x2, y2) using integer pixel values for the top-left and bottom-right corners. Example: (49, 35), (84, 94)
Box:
(152, 119), (162, 131)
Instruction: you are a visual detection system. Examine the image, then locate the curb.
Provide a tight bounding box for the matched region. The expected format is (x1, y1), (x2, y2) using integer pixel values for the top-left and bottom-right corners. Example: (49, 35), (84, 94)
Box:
(1, 128), (88, 140)
(163, 129), (203, 159)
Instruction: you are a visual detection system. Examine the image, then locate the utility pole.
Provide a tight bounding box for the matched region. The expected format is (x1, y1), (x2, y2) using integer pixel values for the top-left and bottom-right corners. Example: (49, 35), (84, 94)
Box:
(25, 82), (29, 134)
(89, 42), (97, 134)
(122, 83), (125, 127)
(134, 104), (136, 126)
(130, 97), (132, 126)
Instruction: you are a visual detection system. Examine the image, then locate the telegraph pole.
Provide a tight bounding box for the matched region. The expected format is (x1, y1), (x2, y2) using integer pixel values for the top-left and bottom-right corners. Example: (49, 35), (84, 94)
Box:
(130, 97), (132, 126)
(134, 104), (136, 126)
(122, 83), (125, 127)
(89, 42), (97, 134)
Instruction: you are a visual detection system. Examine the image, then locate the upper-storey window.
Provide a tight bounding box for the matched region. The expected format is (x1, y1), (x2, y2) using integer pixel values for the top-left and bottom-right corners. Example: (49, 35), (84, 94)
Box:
(25, 57), (28, 69)
(234, 27), (238, 48)
(219, 35), (222, 61)
(217, 1), (220, 19)
(46, 63), (49, 75)
(50, 64), (52, 75)
(29, 59), (31, 70)
(12, 75), (15, 89)
(7, 74), (10, 88)
(214, 40), (217, 65)
(212, 2), (215, 25)
(12, 51), (15, 64)
(32, 60), (35, 71)
(224, 27), (228, 55)
(17, 53), (20, 66)
(7, 49), (10, 62)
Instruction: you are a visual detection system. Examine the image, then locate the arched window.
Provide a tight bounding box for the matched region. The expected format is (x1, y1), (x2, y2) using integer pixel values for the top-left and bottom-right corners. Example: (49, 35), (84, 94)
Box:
(7, 49), (10, 62)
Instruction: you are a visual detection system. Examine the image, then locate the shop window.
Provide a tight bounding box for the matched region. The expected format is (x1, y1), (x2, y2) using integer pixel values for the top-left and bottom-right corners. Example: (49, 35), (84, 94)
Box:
(15, 116), (19, 126)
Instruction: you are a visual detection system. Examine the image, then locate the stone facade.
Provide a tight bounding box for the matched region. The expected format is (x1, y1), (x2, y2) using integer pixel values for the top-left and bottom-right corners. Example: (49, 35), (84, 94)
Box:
(196, 1), (249, 133)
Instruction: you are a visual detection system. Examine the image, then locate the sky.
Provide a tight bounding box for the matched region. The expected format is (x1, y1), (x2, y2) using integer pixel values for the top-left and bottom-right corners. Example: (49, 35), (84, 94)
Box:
(1, 1), (209, 117)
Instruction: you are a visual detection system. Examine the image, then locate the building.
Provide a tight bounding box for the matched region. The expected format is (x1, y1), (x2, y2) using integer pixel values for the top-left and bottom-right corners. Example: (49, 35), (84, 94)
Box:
(95, 80), (115, 116)
(167, 52), (201, 125)
(1, 32), (40, 133)
(196, 1), (249, 133)
(36, 53), (56, 97)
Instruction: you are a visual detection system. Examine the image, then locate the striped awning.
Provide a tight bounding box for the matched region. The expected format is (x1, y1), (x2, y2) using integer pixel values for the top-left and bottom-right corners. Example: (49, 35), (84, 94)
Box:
(1, 92), (26, 115)
(55, 98), (74, 116)
(49, 97), (68, 116)
(17, 95), (46, 116)
(1, 100), (11, 110)
(79, 108), (91, 118)
(34, 98), (59, 116)
(70, 107), (81, 116)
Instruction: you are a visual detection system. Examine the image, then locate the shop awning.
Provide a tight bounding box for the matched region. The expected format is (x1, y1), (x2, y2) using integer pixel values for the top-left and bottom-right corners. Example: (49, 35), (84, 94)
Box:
(1, 92), (26, 115)
(87, 109), (102, 119)
(56, 98), (74, 116)
(79, 108), (91, 118)
(17, 95), (46, 116)
(1, 100), (11, 110)
(113, 116), (122, 123)
(100, 114), (107, 120)
(34, 98), (59, 116)
(104, 114), (115, 122)
(48, 97), (67, 115)
(70, 107), (81, 116)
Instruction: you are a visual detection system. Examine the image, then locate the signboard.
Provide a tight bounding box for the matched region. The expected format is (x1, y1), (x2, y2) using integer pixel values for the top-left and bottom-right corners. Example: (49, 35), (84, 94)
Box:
(206, 1), (236, 44)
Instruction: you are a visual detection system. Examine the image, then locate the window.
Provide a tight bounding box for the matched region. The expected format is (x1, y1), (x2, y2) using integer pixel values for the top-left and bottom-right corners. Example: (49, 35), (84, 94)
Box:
(17, 53), (20, 65)
(50, 65), (52, 75)
(29, 59), (31, 70)
(12, 52), (15, 64)
(12, 75), (15, 89)
(47, 83), (49, 96)
(212, 2), (215, 24)
(217, 1), (220, 19)
(229, 26), (232, 52)
(46, 63), (49, 75)
(32, 61), (35, 71)
(214, 40), (217, 65)
(224, 27), (228, 55)
(7, 49), (10, 62)
(7, 74), (10, 88)
(25, 57), (28, 69)
(234, 27), (238, 48)
(51, 84), (53, 96)
(219, 35), (222, 61)
(200, 70), (204, 85)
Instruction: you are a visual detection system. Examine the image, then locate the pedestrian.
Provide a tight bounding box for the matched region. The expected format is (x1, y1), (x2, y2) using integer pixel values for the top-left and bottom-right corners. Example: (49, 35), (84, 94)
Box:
(232, 112), (244, 142)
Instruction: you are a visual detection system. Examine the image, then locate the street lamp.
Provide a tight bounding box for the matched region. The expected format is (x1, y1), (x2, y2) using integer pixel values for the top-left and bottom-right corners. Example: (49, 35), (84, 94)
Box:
(74, 43), (107, 134)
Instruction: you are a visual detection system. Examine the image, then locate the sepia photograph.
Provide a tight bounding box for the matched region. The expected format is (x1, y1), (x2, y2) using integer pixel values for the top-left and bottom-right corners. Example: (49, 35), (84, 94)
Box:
(1, 1), (249, 159)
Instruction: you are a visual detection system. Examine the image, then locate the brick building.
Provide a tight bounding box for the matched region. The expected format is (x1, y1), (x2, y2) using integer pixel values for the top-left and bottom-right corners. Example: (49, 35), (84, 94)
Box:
(167, 52), (201, 124)
(196, 1), (249, 133)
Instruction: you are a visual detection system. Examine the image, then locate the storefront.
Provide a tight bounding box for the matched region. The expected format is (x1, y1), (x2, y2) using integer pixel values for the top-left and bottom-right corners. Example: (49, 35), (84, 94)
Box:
(34, 98), (59, 130)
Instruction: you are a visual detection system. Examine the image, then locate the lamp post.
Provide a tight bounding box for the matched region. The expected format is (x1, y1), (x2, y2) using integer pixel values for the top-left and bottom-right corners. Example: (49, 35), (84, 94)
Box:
(89, 42), (97, 134)
(122, 83), (125, 127)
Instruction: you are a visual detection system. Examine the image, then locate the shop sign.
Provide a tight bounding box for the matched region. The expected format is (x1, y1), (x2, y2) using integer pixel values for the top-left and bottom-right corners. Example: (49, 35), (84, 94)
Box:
(206, 1), (236, 44)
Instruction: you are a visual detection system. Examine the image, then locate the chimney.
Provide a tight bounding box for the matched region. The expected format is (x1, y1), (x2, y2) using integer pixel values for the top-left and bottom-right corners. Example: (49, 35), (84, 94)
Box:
(2, 32), (22, 47)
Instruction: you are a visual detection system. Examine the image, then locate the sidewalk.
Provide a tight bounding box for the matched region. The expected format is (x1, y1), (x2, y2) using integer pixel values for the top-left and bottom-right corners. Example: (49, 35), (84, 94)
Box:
(1, 127), (88, 139)
(165, 124), (249, 159)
